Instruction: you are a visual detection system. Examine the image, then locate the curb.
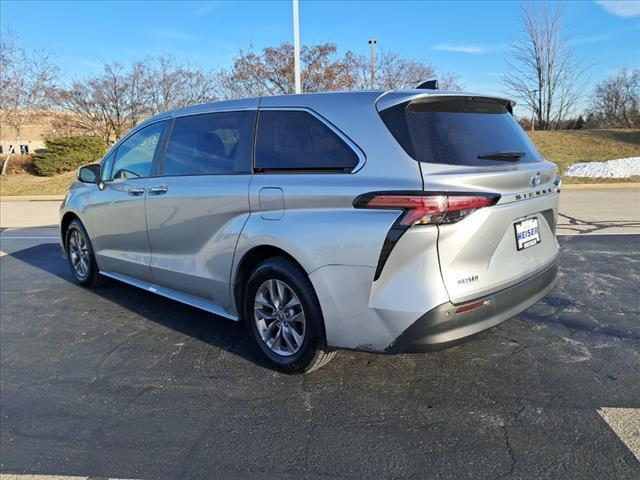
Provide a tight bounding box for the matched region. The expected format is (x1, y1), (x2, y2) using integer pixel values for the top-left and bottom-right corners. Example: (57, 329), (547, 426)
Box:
(563, 183), (640, 190)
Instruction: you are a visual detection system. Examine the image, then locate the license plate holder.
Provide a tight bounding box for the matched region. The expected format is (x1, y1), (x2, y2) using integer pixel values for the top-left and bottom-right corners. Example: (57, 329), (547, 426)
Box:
(514, 217), (540, 251)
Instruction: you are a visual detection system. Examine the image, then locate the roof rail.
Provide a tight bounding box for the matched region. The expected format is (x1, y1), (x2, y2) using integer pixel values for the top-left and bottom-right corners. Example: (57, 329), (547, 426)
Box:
(416, 79), (438, 90)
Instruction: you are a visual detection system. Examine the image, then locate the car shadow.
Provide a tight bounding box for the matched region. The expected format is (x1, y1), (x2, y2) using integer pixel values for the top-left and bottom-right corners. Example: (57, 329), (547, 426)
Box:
(6, 243), (272, 371)
(558, 212), (640, 234)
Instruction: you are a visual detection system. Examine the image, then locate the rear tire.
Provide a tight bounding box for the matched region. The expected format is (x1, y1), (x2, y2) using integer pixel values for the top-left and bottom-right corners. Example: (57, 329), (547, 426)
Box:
(65, 219), (101, 287)
(244, 256), (336, 374)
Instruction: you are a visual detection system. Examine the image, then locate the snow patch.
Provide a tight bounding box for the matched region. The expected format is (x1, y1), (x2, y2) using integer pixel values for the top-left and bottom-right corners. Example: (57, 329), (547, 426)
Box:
(566, 157), (640, 178)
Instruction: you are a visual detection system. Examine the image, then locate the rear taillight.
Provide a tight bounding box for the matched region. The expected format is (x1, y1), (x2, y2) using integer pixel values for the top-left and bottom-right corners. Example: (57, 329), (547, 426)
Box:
(353, 192), (500, 226)
(353, 191), (500, 281)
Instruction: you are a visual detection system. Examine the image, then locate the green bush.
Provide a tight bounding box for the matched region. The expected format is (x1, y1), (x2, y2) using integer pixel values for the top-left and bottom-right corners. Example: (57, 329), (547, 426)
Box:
(32, 136), (107, 176)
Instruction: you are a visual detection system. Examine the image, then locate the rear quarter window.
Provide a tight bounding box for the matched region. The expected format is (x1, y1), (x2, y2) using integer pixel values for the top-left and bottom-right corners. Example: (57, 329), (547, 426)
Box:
(380, 98), (542, 167)
(255, 110), (358, 172)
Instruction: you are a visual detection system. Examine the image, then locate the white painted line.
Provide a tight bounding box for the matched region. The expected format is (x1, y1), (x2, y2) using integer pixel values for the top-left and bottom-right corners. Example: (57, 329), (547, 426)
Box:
(598, 407), (640, 461)
(0, 475), (140, 480)
(557, 232), (640, 236)
(0, 237), (59, 240)
(0, 475), (85, 480)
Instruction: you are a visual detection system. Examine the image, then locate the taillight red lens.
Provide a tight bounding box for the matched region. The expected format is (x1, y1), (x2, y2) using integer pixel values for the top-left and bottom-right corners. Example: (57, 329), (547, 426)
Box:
(365, 195), (447, 225)
(354, 192), (500, 226)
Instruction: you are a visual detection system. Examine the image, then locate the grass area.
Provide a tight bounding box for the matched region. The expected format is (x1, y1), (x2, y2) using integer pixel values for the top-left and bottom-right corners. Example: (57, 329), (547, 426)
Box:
(1, 129), (639, 195)
(0, 170), (76, 196)
(527, 129), (640, 183)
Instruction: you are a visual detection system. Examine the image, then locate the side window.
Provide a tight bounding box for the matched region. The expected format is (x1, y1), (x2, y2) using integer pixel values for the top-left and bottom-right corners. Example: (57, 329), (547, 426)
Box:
(100, 149), (117, 181)
(110, 122), (165, 180)
(161, 111), (256, 176)
(255, 110), (359, 171)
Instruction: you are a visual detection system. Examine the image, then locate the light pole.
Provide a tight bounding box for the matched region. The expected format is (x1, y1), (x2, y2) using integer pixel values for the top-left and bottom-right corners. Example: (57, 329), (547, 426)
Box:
(368, 39), (377, 89)
(293, 0), (301, 94)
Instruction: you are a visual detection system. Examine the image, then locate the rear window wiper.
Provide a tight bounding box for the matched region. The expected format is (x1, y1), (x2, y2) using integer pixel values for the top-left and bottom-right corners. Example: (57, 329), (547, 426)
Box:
(477, 151), (525, 161)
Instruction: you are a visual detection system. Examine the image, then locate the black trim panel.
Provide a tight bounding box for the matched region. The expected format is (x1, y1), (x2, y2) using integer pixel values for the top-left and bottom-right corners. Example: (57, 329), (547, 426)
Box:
(386, 259), (558, 353)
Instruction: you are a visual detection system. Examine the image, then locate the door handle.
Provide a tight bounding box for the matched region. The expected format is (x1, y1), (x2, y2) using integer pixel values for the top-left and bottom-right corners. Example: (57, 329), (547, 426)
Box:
(148, 185), (169, 195)
(127, 187), (146, 196)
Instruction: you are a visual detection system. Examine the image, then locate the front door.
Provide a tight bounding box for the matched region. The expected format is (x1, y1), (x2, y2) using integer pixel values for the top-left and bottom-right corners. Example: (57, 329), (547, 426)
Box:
(145, 110), (256, 307)
(87, 121), (167, 282)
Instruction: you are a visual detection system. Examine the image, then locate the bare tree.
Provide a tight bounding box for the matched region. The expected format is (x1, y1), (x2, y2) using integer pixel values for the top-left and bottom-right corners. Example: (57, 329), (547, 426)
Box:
(56, 57), (218, 141)
(146, 55), (217, 114)
(89, 61), (152, 140)
(589, 67), (640, 128)
(54, 80), (113, 140)
(0, 31), (59, 174)
(503, 2), (588, 130)
(216, 42), (356, 99)
(217, 42), (462, 99)
(346, 50), (439, 90)
(438, 72), (465, 92)
(56, 63), (133, 141)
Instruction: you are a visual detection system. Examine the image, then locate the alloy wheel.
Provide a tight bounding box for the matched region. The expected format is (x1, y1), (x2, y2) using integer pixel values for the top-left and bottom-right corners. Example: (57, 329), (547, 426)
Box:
(254, 279), (306, 357)
(68, 229), (90, 279)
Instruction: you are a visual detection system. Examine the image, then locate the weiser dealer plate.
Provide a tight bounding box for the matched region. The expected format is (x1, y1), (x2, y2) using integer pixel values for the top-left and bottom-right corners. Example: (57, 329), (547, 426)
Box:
(514, 217), (540, 250)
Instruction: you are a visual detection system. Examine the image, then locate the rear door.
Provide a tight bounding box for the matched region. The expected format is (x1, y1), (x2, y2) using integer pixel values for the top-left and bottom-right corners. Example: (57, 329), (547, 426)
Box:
(378, 94), (559, 303)
(145, 109), (256, 307)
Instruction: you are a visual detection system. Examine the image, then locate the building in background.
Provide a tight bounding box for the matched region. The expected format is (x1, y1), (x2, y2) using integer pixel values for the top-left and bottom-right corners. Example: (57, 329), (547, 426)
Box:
(0, 110), (89, 158)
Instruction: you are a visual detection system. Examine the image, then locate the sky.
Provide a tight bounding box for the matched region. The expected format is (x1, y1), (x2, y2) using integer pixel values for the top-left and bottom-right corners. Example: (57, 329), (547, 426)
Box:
(1, 0), (639, 115)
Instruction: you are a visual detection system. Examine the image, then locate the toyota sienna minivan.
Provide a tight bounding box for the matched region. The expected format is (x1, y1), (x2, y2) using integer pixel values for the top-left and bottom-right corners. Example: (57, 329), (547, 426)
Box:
(60, 89), (560, 373)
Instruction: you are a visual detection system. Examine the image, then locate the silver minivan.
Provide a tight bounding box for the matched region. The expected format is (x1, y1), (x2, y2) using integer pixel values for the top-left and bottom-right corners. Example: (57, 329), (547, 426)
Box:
(60, 89), (560, 373)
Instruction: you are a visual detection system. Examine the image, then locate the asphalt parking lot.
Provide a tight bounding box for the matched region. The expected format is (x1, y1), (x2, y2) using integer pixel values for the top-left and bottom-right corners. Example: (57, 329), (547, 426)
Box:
(1, 191), (639, 479)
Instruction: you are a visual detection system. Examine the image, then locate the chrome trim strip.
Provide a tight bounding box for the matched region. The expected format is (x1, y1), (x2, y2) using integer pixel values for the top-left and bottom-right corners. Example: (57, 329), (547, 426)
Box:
(100, 271), (238, 321)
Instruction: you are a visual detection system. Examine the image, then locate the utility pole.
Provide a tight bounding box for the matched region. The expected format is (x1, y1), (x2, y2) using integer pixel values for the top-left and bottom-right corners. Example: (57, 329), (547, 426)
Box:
(293, 0), (301, 94)
(368, 39), (376, 89)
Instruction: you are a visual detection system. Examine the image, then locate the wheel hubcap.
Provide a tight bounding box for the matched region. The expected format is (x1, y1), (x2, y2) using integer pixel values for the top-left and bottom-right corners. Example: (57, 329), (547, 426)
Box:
(68, 230), (90, 279)
(254, 279), (305, 357)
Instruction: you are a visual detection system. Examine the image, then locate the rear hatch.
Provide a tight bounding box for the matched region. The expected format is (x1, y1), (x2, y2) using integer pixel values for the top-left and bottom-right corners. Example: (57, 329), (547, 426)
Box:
(378, 92), (560, 303)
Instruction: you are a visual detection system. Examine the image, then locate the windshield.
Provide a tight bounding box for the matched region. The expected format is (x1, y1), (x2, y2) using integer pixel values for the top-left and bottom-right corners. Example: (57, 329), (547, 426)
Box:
(379, 98), (542, 167)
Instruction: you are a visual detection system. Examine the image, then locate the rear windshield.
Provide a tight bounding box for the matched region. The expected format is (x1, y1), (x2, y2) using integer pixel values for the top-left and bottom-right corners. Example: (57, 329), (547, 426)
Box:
(379, 98), (542, 166)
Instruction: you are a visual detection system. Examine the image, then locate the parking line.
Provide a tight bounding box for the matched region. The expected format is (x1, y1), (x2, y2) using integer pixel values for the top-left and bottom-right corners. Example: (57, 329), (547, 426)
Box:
(0, 475), (140, 480)
(556, 232), (640, 236)
(0, 237), (59, 240)
(598, 407), (640, 461)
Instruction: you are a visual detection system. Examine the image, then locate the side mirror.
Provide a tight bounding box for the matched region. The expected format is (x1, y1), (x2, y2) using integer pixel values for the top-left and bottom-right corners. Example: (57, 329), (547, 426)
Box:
(78, 164), (101, 184)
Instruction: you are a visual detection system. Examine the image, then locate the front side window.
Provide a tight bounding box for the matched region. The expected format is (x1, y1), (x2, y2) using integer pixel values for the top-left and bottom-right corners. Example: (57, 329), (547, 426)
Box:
(161, 111), (256, 176)
(255, 110), (358, 172)
(99, 149), (116, 181)
(110, 121), (166, 180)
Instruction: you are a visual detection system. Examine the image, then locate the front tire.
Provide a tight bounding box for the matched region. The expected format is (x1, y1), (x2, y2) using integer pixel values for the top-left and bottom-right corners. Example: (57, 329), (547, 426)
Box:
(65, 219), (100, 287)
(244, 256), (336, 374)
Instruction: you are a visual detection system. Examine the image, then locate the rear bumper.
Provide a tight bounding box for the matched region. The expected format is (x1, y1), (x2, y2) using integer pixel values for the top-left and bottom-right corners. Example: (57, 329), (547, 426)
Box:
(386, 259), (558, 353)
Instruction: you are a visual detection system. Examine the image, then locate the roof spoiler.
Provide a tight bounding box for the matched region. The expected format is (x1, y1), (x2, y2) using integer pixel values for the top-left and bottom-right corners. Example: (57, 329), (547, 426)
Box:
(376, 92), (517, 113)
(416, 79), (438, 90)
